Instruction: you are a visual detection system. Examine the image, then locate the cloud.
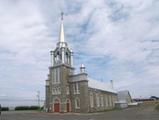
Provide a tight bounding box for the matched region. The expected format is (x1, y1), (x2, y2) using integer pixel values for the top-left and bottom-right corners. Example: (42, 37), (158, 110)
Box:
(0, 0), (159, 101)
(66, 0), (159, 98)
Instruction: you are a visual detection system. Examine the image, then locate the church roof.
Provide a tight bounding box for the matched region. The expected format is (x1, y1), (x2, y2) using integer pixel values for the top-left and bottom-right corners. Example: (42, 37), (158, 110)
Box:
(88, 78), (117, 93)
(117, 90), (132, 102)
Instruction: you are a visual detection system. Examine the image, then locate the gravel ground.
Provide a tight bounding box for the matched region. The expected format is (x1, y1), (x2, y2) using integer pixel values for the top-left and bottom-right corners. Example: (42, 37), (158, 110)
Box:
(0, 104), (159, 120)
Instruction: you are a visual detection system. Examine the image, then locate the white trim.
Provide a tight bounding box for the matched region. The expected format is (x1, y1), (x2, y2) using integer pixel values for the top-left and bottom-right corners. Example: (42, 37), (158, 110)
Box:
(66, 86), (70, 95)
(52, 86), (61, 95)
(75, 98), (80, 109)
(90, 93), (94, 108)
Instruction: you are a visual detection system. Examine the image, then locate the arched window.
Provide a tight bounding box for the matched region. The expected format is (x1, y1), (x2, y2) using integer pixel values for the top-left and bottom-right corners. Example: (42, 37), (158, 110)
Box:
(53, 68), (60, 84)
(66, 86), (70, 95)
(75, 98), (80, 109)
(66, 99), (70, 103)
(66, 99), (71, 112)
(90, 93), (94, 108)
(108, 95), (112, 107)
(96, 94), (100, 107)
(73, 82), (80, 94)
(65, 52), (68, 63)
(58, 87), (61, 94)
(57, 68), (60, 83)
(54, 98), (60, 103)
(55, 88), (57, 94)
(112, 96), (114, 107)
(105, 95), (108, 107)
(101, 95), (104, 107)
(52, 86), (61, 95)
(52, 89), (55, 95)
(56, 51), (60, 62)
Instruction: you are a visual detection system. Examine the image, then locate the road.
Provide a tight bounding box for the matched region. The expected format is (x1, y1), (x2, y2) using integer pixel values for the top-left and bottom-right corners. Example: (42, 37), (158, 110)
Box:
(0, 104), (159, 120)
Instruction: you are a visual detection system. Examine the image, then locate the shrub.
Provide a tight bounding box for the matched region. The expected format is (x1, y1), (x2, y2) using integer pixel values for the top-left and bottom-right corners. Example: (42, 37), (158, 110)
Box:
(15, 106), (30, 110)
(40, 106), (44, 110)
(15, 106), (40, 110)
(30, 106), (40, 110)
(2, 107), (9, 111)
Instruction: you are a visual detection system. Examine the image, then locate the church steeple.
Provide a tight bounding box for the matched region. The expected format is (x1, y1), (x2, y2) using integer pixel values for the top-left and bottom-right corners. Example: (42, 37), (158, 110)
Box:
(57, 12), (67, 48)
(50, 13), (74, 67)
(59, 12), (65, 43)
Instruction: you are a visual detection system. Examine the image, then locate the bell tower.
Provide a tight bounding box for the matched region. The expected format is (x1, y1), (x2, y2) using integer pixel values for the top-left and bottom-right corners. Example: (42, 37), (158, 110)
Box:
(46, 13), (74, 113)
(50, 12), (73, 67)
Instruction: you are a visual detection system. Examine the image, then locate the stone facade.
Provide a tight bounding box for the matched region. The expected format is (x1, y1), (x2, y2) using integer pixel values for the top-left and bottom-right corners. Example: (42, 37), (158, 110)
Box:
(45, 14), (117, 113)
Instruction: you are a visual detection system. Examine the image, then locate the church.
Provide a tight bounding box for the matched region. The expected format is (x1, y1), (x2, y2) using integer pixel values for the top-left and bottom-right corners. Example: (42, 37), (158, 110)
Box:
(45, 14), (117, 113)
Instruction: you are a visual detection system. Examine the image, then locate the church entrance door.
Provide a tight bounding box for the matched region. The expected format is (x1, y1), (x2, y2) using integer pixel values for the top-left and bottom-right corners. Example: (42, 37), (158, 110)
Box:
(66, 99), (70, 112)
(54, 99), (60, 112)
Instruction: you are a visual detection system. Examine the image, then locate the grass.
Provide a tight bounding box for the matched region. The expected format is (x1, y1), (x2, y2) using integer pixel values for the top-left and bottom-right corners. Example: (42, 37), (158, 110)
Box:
(89, 108), (122, 113)
(155, 104), (159, 111)
(100, 108), (122, 112)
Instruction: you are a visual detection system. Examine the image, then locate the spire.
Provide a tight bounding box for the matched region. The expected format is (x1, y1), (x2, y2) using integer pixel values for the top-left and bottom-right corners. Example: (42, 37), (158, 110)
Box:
(59, 12), (65, 43)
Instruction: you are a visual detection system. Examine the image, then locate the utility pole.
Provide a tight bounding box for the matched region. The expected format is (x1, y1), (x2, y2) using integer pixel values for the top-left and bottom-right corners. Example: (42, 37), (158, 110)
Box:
(37, 91), (40, 107)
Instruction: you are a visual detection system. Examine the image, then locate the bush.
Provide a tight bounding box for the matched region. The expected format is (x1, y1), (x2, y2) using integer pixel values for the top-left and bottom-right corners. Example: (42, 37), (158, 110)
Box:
(2, 107), (9, 111)
(30, 106), (40, 110)
(40, 106), (44, 110)
(15, 106), (30, 110)
(15, 106), (40, 110)
(155, 104), (159, 111)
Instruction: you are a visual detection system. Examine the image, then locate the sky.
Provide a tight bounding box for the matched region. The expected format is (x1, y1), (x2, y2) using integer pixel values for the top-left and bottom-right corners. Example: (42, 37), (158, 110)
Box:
(0, 0), (159, 103)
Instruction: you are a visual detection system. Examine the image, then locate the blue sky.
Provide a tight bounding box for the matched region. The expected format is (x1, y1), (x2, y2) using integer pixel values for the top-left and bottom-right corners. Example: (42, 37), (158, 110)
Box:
(0, 0), (159, 101)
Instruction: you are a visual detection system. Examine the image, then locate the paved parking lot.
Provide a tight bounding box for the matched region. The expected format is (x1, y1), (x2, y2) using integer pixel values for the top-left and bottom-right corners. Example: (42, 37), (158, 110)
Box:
(0, 104), (159, 120)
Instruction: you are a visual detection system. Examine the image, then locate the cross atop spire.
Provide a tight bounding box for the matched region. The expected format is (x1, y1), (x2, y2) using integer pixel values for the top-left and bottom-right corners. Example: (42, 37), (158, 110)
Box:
(61, 12), (64, 20)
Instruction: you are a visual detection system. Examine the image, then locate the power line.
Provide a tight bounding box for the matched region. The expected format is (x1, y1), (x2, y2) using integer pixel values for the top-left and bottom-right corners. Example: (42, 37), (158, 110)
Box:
(37, 91), (40, 107)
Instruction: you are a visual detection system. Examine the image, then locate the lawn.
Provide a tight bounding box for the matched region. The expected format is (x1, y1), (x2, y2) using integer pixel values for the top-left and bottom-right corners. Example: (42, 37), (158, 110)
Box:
(155, 104), (159, 111)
